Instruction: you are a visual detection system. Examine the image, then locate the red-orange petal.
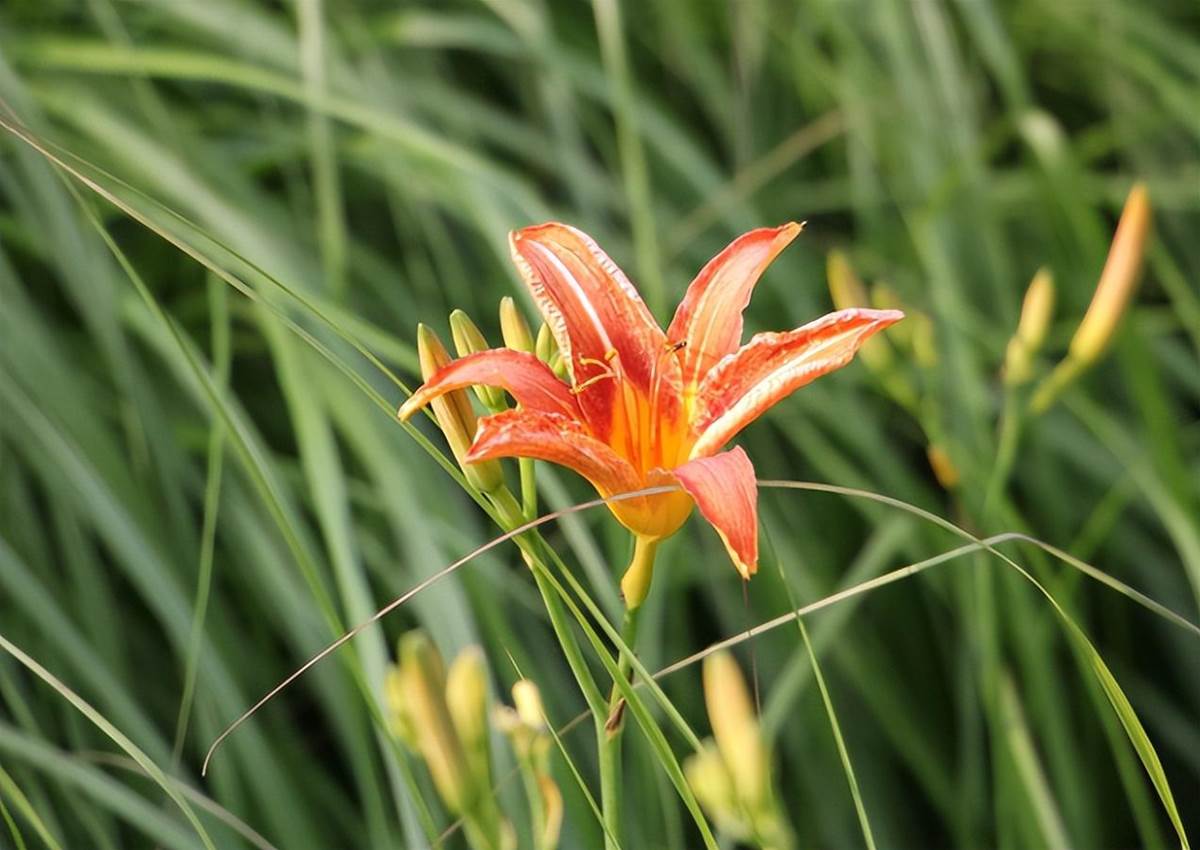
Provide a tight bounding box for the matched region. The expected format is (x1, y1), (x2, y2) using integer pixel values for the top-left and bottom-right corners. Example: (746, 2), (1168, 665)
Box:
(509, 223), (681, 441)
(466, 409), (642, 498)
(673, 446), (759, 578)
(690, 308), (903, 457)
(666, 223), (803, 389)
(398, 349), (580, 421)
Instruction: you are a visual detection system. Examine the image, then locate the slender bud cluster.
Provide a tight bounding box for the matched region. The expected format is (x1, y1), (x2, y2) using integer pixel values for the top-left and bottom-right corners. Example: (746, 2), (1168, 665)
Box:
(385, 634), (514, 849)
(494, 679), (562, 850)
(450, 310), (507, 411)
(1031, 184), (1151, 413)
(685, 652), (792, 849)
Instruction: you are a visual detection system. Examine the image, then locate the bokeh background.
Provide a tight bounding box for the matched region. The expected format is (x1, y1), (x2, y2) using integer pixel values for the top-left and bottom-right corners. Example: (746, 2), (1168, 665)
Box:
(1, 0), (1198, 847)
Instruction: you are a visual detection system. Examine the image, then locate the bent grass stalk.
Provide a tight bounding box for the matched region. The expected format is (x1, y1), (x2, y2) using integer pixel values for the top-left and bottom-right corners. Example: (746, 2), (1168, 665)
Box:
(204, 479), (1199, 846)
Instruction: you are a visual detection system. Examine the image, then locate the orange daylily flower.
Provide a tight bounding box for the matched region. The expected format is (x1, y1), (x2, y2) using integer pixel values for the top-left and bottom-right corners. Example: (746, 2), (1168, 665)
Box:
(400, 223), (902, 603)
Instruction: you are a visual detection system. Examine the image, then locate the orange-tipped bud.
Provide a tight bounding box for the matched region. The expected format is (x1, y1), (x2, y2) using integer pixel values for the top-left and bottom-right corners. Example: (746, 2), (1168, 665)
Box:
(1004, 268), (1055, 386)
(449, 310), (506, 411)
(499, 297), (535, 354)
(415, 324), (503, 493)
(1069, 183), (1151, 365)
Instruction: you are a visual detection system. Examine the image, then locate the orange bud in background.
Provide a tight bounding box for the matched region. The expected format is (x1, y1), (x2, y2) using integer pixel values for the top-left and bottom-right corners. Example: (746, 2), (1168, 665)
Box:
(1069, 183), (1151, 365)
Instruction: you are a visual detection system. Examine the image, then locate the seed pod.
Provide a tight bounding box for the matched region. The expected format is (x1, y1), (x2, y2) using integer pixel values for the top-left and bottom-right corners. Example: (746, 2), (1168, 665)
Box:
(415, 324), (504, 493)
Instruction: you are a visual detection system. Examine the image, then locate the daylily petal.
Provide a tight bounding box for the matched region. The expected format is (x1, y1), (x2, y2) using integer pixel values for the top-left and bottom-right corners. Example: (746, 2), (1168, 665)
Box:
(673, 446), (759, 578)
(667, 223), (803, 390)
(398, 349), (580, 421)
(466, 409), (642, 498)
(690, 308), (904, 457)
(509, 223), (681, 441)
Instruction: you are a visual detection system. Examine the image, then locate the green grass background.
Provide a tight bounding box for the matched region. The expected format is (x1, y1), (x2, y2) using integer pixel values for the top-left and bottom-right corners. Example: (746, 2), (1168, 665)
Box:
(1, 0), (1198, 847)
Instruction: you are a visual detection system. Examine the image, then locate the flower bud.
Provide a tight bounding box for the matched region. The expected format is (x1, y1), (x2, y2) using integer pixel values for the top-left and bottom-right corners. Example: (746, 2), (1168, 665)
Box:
(416, 324), (503, 493)
(499, 297), (535, 354)
(684, 744), (745, 839)
(702, 651), (767, 810)
(512, 679), (546, 730)
(384, 666), (419, 749)
(535, 323), (557, 365)
(446, 646), (491, 786)
(827, 250), (869, 311)
(449, 310), (506, 411)
(398, 632), (471, 813)
(926, 443), (960, 490)
(1004, 268), (1055, 386)
(1068, 183), (1151, 365)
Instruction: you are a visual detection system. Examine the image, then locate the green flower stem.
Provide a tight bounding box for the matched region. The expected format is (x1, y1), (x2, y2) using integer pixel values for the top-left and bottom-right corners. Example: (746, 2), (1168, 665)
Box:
(600, 597), (644, 850)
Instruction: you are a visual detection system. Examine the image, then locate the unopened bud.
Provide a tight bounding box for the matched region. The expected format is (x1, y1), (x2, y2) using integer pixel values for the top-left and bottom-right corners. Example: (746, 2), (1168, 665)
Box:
(384, 666), (419, 749)
(1069, 183), (1151, 365)
(702, 652), (767, 810)
(416, 325), (503, 493)
(446, 646), (491, 786)
(926, 443), (960, 490)
(499, 297), (535, 354)
(1004, 268), (1055, 386)
(827, 250), (869, 311)
(512, 679), (546, 730)
(449, 310), (506, 411)
(684, 745), (745, 838)
(398, 632), (471, 813)
(535, 323), (557, 365)
(537, 775), (563, 850)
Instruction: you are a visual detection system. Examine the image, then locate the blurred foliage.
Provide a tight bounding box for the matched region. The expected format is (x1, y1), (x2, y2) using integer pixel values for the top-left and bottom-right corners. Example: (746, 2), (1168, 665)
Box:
(0, 0), (1198, 847)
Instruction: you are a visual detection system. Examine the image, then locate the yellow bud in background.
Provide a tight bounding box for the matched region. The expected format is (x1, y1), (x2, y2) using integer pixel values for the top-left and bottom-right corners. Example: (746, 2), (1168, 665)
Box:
(1004, 268), (1055, 386)
(702, 651), (767, 810)
(537, 775), (563, 850)
(684, 744), (746, 838)
(1069, 183), (1151, 365)
(827, 250), (869, 312)
(512, 679), (546, 731)
(446, 646), (491, 786)
(384, 665), (419, 749)
(415, 324), (504, 493)
(398, 632), (471, 813)
(499, 297), (535, 354)
(449, 310), (506, 411)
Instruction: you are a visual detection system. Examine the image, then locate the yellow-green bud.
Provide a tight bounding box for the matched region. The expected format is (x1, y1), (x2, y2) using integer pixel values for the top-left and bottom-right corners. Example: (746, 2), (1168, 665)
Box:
(416, 324), (504, 493)
(535, 323), (557, 365)
(449, 310), (506, 411)
(703, 652), (768, 811)
(499, 297), (535, 354)
(827, 250), (869, 312)
(512, 679), (546, 730)
(398, 632), (471, 813)
(684, 744), (746, 839)
(1004, 268), (1055, 386)
(384, 666), (419, 749)
(1069, 183), (1151, 365)
(446, 646), (491, 786)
